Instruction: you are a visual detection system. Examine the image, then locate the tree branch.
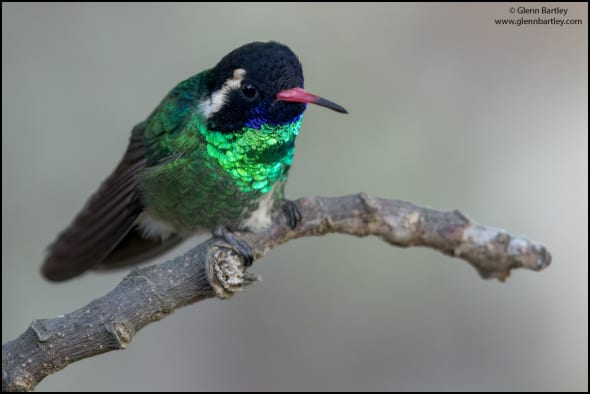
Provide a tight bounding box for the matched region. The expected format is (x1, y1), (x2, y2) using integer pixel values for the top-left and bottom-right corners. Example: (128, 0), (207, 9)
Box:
(2, 194), (551, 391)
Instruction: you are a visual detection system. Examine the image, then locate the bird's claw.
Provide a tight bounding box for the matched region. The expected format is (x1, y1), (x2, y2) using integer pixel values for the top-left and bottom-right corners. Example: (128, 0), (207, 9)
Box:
(213, 226), (254, 267)
(282, 199), (302, 229)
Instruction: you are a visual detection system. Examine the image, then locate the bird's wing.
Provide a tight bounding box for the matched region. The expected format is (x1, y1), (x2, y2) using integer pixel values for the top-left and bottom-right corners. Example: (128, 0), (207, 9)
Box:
(41, 123), (151, 281)
(42, 74), (206, 281)
(42, 123), (188, 282)
(42, 120), (189, 281)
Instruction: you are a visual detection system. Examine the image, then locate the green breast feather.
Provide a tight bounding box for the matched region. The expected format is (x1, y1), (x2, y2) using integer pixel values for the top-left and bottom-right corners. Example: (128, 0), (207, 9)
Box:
(137, 72), (301, 232)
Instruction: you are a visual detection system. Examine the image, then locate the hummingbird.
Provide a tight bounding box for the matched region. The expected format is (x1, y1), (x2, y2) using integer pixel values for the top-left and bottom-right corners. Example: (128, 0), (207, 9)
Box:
(42, 41), (347, 281)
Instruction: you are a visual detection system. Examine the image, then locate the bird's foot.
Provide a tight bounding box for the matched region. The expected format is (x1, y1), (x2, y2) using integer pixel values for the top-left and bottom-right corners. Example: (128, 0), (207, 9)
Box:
(281, 199), (302, 229)
(213, 226), (254, 267)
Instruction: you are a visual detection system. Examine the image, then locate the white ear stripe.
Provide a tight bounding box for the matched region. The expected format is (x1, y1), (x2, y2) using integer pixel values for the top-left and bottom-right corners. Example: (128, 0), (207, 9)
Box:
(200, 68), (246, 118)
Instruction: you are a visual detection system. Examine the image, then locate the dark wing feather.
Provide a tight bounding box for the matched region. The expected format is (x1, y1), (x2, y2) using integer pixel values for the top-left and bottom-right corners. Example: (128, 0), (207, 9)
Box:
(94, 230), (184, 271)
(42, 73), (206, 281)
(42, 123), (151, 281)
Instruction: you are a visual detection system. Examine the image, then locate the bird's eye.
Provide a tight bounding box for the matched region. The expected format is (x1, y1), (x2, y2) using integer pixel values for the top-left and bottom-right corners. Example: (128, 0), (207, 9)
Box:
(241, 83), (258, 100)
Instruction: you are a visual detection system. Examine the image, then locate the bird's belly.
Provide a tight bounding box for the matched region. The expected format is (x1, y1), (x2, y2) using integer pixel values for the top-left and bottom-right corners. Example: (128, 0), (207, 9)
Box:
(237, 185), (278, 232)
(138, 164), (277, 236)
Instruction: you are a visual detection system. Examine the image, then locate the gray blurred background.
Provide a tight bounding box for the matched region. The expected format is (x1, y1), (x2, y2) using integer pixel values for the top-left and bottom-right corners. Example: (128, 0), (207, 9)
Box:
(2, 3), (587, 391)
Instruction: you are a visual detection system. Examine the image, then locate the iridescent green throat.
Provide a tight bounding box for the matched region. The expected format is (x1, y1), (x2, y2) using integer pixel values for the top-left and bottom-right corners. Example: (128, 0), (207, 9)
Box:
(200, 118), (302, 193)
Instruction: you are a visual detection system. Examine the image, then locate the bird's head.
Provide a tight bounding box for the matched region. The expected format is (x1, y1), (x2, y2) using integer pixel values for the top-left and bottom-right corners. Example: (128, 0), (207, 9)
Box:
(201, 41), (347, 133)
